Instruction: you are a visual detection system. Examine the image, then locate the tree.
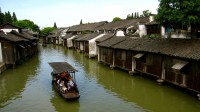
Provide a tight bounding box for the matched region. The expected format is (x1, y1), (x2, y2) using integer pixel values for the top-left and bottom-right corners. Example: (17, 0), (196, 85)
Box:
(14, 19), (40, 32)
(131, 13), (134, 18)
(40, 27), (55, 37)
(0, 9), (4, 25)
(140, 10), (151, 17)
(4, 11), (12, 23)
(126, 14), (132, 20)
(80, 19), (82, 24)
(112, 17), (122, 22)
(134, 12), (137, 18)
(155, 0), (200, 38)
(137, 12), (139, 18)
(12, 12), (17, 22)
(53, 22), (57, 29)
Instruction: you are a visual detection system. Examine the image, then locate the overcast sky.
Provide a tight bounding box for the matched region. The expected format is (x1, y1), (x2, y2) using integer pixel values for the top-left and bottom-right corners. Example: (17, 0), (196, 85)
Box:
(0, 0), (159, 29)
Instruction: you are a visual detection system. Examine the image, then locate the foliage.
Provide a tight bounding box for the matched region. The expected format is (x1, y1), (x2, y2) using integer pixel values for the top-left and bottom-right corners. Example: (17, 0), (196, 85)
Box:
(53, 22), (57, 29)
(140, 10), (151, 17)
(0, 10), (17, 25)
(155, 0), (200, 38)
(0, 8), (39, 33)
(80, 19), (82, 25)
(112, 17), (122, 22)
(40, 27), (55, 37)
(12, 12), (17, 22)
(4, 11), (12, 23)
(0, 12), (4, 25)
(14, 19), (40, 32)
(126, 12), (140, 20)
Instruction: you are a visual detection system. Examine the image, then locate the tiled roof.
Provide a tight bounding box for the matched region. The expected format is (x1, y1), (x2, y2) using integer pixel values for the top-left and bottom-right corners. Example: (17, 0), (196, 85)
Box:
(97, 36), (126, 47)
(95, 33), (114, 42)
(81, 32), (103, 41)
(112, 37), (142, 50)
(68, 21), (107, 32)
(62, 34), (73, 39)
(50, 28), (64, 34)
(111, 38), (200, 61)
(0, 23), (22, 29)
(47, 34), (59, 38)
(0, 31), (28, 42)
(21, 31), (38, 40)
(145, 21), (158, 25)
(75, 34), (90, 41)
(96, 17), (149, 31)
(11, 30), (38, 40)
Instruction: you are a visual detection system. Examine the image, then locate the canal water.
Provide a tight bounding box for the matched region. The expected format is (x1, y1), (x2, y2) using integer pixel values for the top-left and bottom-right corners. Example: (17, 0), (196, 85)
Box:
(0, 44), (200, 112)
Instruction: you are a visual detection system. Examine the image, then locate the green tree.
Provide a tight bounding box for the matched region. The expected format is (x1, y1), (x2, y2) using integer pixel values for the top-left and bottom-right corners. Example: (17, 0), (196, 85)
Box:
(40, 27), (55, 37)
(137, 12), (139, 18)
(131, 13), (134, 18)
(126, 14), (132, 20)
(14, 19), (40, 32)
(12, 12), (17, 22)
(112, 17), (122, 22)
(4, 11), (12, 23)
(53, 22), (57, 29)
(0, 8), (4, 25)
(155, 0), (200, 38)
(140, 10), (151, 17)
(134, 12), (137, 18)
(80, 19), (83, 24)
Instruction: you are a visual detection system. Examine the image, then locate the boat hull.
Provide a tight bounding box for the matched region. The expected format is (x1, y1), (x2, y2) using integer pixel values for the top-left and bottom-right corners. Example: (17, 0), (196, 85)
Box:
(52, 80), (80, 100)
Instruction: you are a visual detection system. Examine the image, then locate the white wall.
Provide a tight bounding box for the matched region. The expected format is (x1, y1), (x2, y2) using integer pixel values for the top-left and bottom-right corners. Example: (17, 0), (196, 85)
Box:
(116, 30), (125, 36)
(161, 26), (166, 38)
(150, 15), (154, 22)
(89, 33), (105, 58)
(171, 32), (189, 38)
(67, 35), (76, 48)
(1, 29), (18, 33)
(80, 42), (84, 51)
(58, 36), (62, 45)
(138, 24), (146, 37)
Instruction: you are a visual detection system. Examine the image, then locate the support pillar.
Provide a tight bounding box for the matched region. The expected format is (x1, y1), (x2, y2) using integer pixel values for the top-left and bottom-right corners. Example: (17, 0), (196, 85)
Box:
(157, 59), (165, 85)
(197, 94), (200, 100)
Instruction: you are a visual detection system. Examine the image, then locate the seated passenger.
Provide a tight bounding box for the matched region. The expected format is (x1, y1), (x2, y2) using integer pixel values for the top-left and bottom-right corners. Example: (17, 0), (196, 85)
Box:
(60, 80), (68, 93)
(67, 77), (75, 91)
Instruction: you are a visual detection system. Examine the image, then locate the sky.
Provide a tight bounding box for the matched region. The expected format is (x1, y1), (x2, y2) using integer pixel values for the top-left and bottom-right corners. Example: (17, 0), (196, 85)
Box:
(0, 0), (160, 29)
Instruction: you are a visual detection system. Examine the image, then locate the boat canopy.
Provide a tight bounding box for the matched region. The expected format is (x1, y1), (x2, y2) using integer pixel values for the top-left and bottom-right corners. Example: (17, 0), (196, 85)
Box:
(48, 62), (78, 74)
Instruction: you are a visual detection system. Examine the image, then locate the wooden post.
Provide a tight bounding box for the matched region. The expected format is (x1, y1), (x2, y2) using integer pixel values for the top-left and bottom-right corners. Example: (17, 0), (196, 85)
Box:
(110, 50), (115, 69)
(157, 59), (165, 85)
(197, 94), (200, 100)
(129, 56), (137, 75)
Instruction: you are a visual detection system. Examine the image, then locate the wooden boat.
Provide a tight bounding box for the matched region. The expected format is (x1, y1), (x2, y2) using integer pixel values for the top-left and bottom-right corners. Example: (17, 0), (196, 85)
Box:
(49, 62), (80, 100)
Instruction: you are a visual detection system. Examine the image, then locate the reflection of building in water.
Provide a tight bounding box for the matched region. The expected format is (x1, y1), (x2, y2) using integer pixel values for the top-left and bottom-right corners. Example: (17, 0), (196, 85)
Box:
(0, 55), (39, 107)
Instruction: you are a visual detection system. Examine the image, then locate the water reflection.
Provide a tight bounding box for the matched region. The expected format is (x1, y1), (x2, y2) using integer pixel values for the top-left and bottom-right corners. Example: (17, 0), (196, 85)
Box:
(0, 55), (39, 108)
(1, 44), (200, 112)
(50, 87), (80, 112)
(67, 48), (200, 112)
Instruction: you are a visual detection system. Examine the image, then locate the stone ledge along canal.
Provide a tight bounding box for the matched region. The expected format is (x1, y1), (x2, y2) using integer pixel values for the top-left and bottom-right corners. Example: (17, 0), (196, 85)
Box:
(0, 44), (200, 112)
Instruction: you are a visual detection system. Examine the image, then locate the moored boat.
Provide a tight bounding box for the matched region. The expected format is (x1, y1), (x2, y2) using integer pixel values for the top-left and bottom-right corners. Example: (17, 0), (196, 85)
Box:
(49, 62), (80, 100)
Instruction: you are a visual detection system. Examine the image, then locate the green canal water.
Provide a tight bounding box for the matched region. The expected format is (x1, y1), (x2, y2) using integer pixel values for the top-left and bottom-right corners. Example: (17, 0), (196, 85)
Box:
(0, 44), (200, 112)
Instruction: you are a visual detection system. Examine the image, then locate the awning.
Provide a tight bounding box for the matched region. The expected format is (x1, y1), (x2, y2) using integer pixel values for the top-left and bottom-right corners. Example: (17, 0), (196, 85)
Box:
(172, 62), (188, 71)
(48, 62), (78, 74)
(18, 44), (25, 49)
(134, 53), (144, 59)
(25, 43), (31, 47)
